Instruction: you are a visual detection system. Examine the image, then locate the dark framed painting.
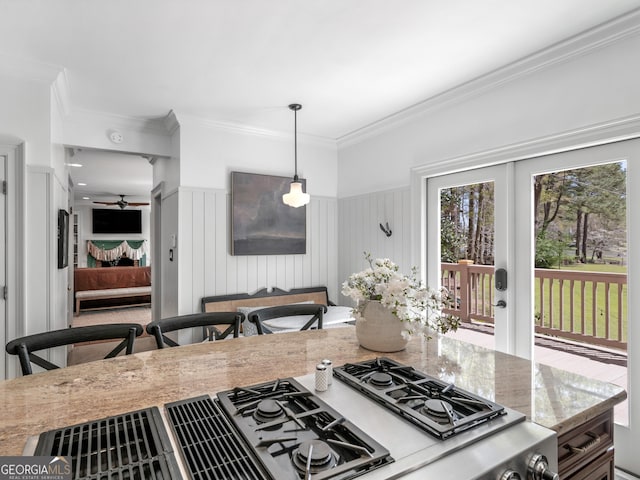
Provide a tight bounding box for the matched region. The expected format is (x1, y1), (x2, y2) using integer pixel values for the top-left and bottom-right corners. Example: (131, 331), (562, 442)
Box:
(57, 209), (69, 268)
(231, 172), (307, 255)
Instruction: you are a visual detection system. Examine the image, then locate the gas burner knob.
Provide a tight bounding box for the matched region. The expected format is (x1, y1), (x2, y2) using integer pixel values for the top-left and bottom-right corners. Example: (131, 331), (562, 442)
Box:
(499, 469), (521, 480)
(527, 453), (559, 480)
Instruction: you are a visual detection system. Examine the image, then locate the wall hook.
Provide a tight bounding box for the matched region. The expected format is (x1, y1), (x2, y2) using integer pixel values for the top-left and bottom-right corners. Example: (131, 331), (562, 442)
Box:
(379, 222), (392, 237)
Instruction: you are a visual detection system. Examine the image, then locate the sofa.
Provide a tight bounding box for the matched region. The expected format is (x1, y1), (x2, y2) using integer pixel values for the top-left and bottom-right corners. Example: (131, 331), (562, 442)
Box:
(74, 266), (151, 315)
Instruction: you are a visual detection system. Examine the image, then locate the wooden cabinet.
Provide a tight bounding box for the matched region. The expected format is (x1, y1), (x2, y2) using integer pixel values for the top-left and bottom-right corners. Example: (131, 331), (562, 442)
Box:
(558, 410), (614, 480)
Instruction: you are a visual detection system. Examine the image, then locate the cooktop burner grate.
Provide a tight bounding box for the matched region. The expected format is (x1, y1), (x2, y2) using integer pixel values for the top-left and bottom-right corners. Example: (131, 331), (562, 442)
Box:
(34, 407), (179, 480)
(333, 357), (508, 440)
(165, 395), (268, 480)
(216, 377), (394, 480)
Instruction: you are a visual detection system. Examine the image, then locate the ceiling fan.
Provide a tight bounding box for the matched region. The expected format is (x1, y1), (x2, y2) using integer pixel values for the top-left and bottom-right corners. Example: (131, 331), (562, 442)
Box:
(93, 194), (149, 210)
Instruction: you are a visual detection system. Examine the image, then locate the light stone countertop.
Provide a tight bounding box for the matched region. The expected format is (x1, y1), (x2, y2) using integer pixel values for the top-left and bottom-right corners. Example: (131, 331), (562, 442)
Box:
(0, 326), (627, 455)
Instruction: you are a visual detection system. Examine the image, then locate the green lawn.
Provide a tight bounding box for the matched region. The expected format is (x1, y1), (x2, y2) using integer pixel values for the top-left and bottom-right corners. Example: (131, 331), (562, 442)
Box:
(535, 263), (627, 343)
(448, 263), (628, 344)
(555, 263), (627, 274)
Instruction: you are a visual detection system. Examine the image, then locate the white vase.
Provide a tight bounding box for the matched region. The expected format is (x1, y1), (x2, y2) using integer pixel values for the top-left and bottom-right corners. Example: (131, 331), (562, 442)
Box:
(355, 300), (409, 352)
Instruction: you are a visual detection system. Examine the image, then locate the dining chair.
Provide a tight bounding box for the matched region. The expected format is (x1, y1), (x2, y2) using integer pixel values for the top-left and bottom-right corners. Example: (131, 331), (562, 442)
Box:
(247, 304), (327, 334)
(145, 312), (243, 348)
(5, 323), (144, 376)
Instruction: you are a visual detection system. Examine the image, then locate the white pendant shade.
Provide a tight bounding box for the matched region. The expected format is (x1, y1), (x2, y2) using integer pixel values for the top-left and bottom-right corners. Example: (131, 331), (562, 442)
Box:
(282, 181), (310, 208)
(283, 103), (311, 208)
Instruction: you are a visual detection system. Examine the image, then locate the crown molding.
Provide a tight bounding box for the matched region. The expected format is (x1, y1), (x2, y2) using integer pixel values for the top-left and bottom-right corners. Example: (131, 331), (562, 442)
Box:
(338, 7), (640, 148)
(0, 53), (62, 83)
(65, 108), (170, 136)
(51, 69), (71, 117)
(163, 110), (180, 136)
(171, 111), (336, 147)
(412, 113), (640, 179)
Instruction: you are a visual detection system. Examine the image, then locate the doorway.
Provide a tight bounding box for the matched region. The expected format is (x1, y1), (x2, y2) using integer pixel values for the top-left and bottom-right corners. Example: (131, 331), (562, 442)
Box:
(427, 164), (516, 355)
(514, 139), (639, 475)
(67, 148), (154, 330)
(423, 138), (639, 475)
(0, 141), (25, 380)
(0, 154), (6, 377)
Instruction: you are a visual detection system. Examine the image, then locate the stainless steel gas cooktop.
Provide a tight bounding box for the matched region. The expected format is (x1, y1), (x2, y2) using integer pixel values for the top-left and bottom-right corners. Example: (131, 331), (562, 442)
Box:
(31, 358), (559, 480)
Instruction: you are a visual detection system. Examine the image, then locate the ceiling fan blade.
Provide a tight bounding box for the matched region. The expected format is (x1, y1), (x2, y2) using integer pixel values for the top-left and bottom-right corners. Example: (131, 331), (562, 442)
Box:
(91, 196), (148, 208)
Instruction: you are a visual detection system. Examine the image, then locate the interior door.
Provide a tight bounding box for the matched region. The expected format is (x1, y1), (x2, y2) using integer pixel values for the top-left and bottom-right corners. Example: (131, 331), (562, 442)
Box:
(515, 139), (640, 475)
(426, 164), (517, 355)
(0, 155), (5, 378)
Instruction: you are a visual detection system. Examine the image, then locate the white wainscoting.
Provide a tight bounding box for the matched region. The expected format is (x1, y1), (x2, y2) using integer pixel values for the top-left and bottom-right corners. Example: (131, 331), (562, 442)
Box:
(178, 188), (339, 314)
(338, 187), (412, 305)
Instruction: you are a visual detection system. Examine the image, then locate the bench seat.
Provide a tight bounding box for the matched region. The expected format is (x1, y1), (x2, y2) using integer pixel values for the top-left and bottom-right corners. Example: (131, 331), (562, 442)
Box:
(75, 286), (152, 315)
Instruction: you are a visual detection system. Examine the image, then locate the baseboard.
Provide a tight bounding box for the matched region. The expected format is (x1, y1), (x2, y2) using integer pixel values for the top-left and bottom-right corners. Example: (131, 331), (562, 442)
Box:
(616, 468), (640, 480)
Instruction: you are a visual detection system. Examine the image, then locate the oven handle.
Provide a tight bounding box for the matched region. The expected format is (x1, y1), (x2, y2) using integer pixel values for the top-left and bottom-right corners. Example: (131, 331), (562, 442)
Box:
(566, 431), (602, 455)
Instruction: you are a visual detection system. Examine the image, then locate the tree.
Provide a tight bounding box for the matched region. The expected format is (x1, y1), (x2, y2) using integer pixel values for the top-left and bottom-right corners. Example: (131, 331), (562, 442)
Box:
(534, 171), (568, 238)
(532, 163), (626, 266)
(440, 188), (465, 263)
(565, 164), (626, 263)
(440, 182), (495, 265)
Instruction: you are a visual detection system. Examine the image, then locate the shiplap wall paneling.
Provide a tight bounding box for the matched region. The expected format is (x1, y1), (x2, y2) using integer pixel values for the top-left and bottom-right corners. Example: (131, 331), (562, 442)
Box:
(214, 189), (227, 297)
(181, 188), (338, 315)
(338, 187), (411, 304)
(25, 168), (67, 370)
(181, 189), (196, 309)
(202, 190), (217, 297)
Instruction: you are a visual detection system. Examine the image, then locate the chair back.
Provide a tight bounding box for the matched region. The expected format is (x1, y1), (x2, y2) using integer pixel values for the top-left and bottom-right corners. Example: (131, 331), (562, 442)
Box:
(146, 312), (242, 348)
(5, 323), (144, 375)
(248, 304), (327, 334)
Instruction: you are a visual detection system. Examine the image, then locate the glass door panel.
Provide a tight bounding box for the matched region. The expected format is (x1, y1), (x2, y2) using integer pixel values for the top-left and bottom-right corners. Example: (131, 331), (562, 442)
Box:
(425, 140), (639, 474)
(427, 164), (514, 354)
(515, 139), (640, 474)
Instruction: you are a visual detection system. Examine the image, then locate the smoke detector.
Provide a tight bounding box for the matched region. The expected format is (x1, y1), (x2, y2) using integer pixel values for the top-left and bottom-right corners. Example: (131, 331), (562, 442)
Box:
(108, 130), (123, 144)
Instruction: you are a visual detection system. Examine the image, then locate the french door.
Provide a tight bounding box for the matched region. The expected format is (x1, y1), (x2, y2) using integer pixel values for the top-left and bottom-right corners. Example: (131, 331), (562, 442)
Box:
(425, 138), (640, 475)
(514, 139), (639, 476)
(426, 164), (522, 356)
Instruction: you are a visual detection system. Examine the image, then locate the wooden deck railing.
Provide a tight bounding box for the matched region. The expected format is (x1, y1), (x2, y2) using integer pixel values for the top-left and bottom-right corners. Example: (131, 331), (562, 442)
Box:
(441, 263), (627, 350)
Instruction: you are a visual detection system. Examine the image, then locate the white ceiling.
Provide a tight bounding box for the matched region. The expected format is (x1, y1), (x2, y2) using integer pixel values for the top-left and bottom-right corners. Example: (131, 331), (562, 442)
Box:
(3, 0), (639, 199)
(68, 149), (152, 205)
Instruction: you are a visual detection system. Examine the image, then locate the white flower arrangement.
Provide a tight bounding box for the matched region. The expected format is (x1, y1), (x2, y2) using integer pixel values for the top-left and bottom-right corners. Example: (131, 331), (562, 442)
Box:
(342, 253), (459, 340)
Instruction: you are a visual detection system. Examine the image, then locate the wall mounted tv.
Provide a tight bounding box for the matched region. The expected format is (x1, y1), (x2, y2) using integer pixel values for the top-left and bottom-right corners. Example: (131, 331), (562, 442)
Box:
(92, 209), (142, 234)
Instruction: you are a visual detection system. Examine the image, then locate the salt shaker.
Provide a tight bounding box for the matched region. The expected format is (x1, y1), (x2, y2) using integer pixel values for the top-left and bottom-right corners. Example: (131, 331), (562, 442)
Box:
(321, 359), (333, 385)
(315, 363), (328, 391)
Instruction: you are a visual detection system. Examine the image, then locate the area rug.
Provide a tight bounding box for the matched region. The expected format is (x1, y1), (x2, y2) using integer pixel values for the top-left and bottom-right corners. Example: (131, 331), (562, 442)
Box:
(68, 306), (155, 366)
(71, 305), (152, 332)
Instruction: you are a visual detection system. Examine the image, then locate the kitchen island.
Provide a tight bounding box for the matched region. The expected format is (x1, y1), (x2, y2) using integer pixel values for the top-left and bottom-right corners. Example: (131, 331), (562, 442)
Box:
(0, 326), (626, 472)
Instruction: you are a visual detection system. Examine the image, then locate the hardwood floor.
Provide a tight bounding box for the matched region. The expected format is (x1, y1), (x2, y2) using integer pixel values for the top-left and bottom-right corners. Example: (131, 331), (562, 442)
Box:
(68, 305), (157, 365)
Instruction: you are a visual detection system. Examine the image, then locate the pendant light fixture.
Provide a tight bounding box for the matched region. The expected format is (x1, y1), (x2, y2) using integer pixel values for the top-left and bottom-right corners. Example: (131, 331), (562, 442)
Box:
(282, 103), (310, 208)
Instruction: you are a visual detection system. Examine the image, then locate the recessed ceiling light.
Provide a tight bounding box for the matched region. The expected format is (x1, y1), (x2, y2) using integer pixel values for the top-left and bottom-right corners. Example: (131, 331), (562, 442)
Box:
(82, 196), (90, 200)
(77, 182), (87, 186)
(65, 163), (83, 168)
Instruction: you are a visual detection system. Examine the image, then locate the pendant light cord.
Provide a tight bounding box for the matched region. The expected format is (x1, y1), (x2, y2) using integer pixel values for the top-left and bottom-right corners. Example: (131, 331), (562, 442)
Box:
(294, 107), (298, 180)
(289, 103), (302, 181)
